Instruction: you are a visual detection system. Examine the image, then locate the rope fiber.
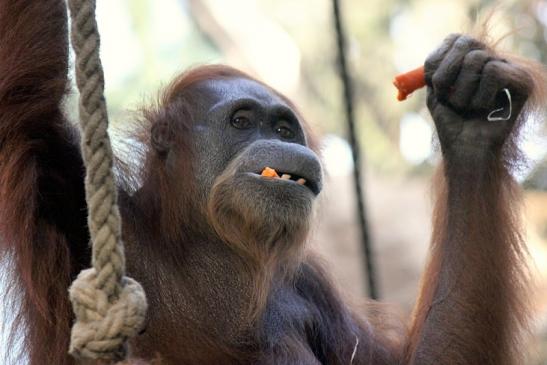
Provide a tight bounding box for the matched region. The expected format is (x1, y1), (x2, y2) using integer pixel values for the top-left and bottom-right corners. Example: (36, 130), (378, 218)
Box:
(67, 0), (148, 361)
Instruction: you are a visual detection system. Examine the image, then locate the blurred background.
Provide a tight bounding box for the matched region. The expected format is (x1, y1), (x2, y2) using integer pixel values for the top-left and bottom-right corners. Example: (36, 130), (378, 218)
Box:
(3, 0), (547, 363)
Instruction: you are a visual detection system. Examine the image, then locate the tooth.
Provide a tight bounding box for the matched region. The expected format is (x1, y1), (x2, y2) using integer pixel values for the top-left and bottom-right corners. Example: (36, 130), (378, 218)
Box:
(296, 178), (306, 185)
(281, 174), (291, 180)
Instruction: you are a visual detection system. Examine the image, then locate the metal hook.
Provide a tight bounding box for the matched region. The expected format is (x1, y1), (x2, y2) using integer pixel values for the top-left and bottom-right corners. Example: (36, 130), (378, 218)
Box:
(487, 88), (512, 122)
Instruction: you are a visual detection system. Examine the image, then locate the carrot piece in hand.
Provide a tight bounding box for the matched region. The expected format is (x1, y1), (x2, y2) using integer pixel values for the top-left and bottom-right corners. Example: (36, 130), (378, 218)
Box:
(393, 66), (426, 101)
(261, 167), (279, 178)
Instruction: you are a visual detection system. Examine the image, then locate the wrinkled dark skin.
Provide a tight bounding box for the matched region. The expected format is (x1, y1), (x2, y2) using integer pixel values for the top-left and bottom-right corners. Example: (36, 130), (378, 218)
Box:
(186, 78), (320, 201)
(425, 34), (532, 153)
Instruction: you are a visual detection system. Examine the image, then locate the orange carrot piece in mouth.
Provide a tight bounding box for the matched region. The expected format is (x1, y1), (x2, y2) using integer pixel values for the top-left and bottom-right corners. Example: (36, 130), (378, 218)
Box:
(260, 167), (279, 178)
(393, 65), (426, 101)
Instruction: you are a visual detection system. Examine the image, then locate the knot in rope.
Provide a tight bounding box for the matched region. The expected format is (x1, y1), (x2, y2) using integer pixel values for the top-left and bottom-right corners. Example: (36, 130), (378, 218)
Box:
(67, 0), (148, 361)
(69, 269), (147, 360)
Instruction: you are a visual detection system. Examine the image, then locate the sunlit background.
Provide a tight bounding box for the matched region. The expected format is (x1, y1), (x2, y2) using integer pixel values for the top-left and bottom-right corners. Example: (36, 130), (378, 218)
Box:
(2, 0), (547, 363)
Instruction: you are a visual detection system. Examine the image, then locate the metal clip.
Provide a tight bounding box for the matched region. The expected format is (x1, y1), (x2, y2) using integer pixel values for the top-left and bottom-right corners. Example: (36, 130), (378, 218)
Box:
(487, 88), (512, 122)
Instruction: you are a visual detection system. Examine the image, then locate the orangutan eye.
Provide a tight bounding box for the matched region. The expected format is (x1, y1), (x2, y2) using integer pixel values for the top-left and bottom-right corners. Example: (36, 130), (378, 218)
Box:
(275, 120), (296, 140)
(231, 116), (252, 129)
(230, 110), (255, 130)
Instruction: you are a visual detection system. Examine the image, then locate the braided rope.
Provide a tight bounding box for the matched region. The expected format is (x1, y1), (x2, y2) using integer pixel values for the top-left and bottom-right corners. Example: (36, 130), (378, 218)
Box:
(67, 0), (147, 361)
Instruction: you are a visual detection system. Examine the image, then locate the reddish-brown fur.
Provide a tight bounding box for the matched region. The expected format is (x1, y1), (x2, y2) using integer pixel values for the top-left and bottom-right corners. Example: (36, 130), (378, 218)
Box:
(1, 1), (546, 365)
(0, 2), (89, 364)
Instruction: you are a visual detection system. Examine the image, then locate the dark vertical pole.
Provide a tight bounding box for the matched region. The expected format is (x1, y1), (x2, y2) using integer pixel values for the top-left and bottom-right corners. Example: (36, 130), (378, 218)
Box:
(331, 0), (378, 299)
